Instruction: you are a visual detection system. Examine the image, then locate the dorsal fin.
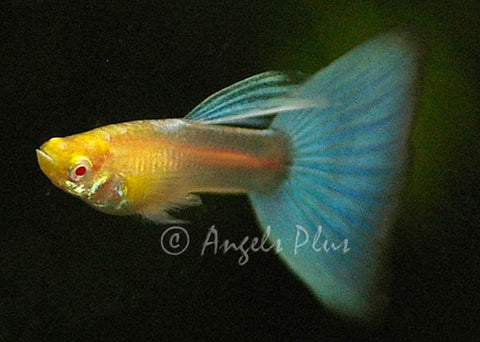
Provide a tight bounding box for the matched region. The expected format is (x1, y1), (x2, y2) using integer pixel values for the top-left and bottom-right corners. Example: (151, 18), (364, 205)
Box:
(184, 71), (325, 127)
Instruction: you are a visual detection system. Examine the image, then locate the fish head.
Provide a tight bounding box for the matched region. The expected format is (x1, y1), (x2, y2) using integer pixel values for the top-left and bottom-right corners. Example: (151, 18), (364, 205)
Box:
(36, 130), (119, 208)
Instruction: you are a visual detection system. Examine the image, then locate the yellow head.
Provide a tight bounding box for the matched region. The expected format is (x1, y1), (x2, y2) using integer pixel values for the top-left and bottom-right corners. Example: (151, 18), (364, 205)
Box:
(36, 129), (129, 214)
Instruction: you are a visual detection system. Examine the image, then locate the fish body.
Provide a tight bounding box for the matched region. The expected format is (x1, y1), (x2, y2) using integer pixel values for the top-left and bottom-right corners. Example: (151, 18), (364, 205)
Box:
(38, 119), (289, 222)
(37, 28), (421, 320)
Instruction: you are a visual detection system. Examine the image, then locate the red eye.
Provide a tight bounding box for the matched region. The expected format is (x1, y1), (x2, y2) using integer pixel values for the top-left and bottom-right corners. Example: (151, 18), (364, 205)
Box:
(74, 165), (87, 177)
(70, 159), (91, 181)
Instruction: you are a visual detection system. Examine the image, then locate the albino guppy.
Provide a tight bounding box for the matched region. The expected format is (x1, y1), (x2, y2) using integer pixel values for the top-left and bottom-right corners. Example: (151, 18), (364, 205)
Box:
(37, 28), (421, 320)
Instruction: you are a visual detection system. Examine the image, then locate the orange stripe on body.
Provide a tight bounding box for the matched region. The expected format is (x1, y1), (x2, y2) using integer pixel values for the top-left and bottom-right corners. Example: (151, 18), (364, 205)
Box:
(113, 131), (282, 171)
(176, 143), (281, 169)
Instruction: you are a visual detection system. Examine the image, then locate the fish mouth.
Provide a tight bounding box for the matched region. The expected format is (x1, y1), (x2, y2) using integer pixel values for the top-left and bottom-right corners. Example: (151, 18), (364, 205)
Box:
(36, 148), (54, 163)
(36, 148), (58, 179)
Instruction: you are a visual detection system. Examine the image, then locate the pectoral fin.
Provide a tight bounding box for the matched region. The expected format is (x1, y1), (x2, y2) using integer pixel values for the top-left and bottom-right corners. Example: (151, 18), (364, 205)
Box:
(125, 174), (202, 224)
(139, 194), (202, 224)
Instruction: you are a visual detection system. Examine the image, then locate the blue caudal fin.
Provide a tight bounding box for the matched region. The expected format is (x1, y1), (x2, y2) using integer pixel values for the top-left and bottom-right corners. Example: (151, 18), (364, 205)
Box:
(249, 28), (422, 320)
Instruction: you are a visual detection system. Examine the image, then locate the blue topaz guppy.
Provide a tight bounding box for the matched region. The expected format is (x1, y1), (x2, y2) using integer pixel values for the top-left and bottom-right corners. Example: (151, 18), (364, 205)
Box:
(37, 28), (421, 320)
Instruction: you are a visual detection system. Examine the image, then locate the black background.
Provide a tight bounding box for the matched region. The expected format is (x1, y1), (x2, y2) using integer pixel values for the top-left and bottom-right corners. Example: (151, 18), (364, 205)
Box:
(2, 1), (480, 341)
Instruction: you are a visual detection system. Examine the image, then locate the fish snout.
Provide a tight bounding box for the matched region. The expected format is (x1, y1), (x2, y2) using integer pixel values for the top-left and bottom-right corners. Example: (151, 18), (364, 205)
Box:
(36, 148), (57, 177)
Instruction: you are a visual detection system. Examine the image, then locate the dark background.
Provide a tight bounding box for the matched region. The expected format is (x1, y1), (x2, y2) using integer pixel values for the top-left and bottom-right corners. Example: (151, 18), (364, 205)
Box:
(2, 1), (480, 340)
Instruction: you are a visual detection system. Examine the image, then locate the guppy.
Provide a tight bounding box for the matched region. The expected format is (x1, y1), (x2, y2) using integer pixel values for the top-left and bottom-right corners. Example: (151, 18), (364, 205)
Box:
(37, 29), (421, 321)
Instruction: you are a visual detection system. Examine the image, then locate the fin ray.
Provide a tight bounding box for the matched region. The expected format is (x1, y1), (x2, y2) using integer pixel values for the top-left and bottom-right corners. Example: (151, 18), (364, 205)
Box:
(185, 71), (323, 127)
